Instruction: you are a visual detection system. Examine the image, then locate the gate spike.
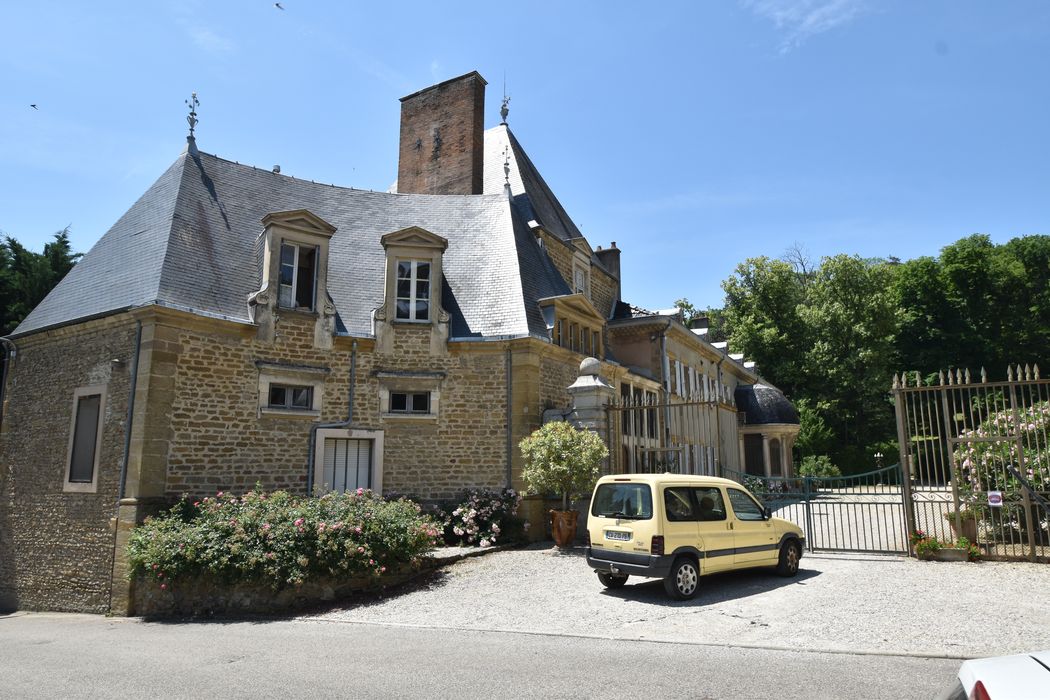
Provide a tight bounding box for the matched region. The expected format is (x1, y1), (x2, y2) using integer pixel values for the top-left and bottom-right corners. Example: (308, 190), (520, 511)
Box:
(1007, 365), (1014, 382)
(964, 368), (971, 384)
(1025, 364), (1032, 380)
(914, 370), (921, 387)
(1035, 364), (1041, 380)
(938, 370), (946, 386)
(981, 367), (987, 383)
(892, 373), (900, 389)
(956, 368), (964, 385)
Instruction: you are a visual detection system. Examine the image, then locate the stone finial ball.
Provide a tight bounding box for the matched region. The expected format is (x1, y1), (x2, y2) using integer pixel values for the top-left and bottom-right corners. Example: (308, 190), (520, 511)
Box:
(579, 357), (601, 376)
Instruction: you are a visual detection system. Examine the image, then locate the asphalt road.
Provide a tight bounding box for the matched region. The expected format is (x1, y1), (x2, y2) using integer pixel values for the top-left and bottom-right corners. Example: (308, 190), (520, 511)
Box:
(0, 612), (959, 699)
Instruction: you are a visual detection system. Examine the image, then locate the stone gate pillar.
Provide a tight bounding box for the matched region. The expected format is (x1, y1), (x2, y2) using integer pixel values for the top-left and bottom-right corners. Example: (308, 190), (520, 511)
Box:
(566, 357), (616, 472)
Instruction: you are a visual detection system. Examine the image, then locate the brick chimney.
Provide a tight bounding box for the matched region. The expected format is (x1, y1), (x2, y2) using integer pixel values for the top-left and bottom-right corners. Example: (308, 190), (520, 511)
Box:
(397, 71), (487, 195)
(595, 241), (622, 301)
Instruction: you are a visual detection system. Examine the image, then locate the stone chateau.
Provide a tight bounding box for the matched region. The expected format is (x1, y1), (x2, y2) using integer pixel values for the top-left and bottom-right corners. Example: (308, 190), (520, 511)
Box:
(0, 71), (798, 614)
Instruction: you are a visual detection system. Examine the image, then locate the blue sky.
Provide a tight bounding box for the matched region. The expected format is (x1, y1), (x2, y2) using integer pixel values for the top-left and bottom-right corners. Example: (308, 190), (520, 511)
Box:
(2, 1), (1047, 310)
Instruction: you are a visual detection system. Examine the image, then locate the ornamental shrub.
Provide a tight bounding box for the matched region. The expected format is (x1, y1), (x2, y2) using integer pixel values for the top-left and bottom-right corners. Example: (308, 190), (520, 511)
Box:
(520, 421), (608, 511)
(127, 488), (441, 589)
(439, 488), (524, 547)
(798, 455), (842, 480)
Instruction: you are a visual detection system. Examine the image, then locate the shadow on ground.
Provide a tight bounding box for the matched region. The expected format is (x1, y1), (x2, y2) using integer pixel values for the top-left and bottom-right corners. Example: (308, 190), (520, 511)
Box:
(598, 566), (821, 607)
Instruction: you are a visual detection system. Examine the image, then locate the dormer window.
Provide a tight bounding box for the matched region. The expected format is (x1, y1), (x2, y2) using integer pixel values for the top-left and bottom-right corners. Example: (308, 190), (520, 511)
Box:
(247, 209), (338, 348)
(396, 259), (431, 321)
(279, 242), (318, 310)
(573, 265), (589, 297)
(375, 227), (451, 356)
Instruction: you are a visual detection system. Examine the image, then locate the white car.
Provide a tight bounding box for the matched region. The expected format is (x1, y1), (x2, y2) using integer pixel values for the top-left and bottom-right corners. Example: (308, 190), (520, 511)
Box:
(936, 650), (1050, 700)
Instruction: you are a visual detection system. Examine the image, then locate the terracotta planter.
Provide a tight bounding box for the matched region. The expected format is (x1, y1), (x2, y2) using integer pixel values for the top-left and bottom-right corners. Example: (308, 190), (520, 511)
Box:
(947, 516), (978, 543)
(550, 510), (579, 548)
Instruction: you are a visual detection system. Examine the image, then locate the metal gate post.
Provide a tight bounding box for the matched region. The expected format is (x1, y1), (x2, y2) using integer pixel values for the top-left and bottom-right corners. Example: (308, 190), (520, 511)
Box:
(803, 476), (814, 552)
(892, 379), (917, 548)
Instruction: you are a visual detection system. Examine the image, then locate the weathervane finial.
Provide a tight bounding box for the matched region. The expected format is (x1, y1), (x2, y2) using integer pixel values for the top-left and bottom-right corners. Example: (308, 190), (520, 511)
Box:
(185, 92), (199, 137)
(500, 75), (510, 125)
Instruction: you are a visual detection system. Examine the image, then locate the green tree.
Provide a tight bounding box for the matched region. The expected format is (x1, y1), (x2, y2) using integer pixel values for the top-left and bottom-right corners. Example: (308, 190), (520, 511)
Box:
(891, 234), (1050, 378)
(0, 228), (81, 335)
(519, 421), (607, 511)
(721, 256), (810, 401)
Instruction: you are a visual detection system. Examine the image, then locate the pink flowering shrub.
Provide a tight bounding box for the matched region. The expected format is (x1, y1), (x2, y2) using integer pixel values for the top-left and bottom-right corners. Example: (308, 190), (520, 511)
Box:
(128, 488), (441, 589)
(439, 488), (523, 547)
(953, 400), (1049, 542)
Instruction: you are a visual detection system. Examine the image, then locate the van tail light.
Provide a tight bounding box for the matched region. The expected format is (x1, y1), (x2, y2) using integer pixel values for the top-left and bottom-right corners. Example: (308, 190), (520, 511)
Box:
(651, 535), (665, 556)
(969, 681), (991, 700)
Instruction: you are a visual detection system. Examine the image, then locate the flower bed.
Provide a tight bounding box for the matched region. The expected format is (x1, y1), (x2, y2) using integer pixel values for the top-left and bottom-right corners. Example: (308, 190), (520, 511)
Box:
(128, 488), (441, 615)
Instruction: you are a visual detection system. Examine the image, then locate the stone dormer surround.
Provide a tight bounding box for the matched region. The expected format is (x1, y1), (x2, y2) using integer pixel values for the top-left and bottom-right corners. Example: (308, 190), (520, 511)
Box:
(374, 226), (450, 356)
(248, 209), (338, 349)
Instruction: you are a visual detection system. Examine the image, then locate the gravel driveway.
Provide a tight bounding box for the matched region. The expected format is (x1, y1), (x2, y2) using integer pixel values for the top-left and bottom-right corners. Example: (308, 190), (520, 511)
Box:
(309, 543), (1050, 659)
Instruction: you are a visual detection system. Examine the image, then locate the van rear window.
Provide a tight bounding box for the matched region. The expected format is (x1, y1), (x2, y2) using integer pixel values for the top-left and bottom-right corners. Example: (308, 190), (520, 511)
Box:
(591, 483), (653, 520)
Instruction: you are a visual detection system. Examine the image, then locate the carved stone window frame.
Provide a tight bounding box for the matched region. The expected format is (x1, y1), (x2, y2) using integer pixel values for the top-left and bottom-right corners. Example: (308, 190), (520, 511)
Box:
(248, 210), (338, 348)
(255, 361), (328, 419)
(374, 227), (450, 355)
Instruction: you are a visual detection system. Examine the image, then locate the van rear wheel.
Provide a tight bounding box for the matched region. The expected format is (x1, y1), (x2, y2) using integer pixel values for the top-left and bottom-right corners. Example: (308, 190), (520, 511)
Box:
(597, 572), (628, 589)
(663, 557), (699, 600)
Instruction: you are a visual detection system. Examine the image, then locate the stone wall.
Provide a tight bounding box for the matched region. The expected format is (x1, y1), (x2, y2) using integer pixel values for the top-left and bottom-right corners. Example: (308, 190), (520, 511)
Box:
(163, 313), (508, 502)
(0, 316), (137, 613)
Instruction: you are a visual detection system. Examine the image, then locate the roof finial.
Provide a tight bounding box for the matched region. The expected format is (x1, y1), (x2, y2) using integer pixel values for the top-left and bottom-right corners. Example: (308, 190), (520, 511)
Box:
(185, 92), (199, 138)
(500, 74), (510, 125)
(502, 146), (512, 199)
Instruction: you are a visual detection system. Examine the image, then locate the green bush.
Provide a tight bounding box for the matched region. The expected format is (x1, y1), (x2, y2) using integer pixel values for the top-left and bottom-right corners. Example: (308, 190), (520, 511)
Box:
(127, 488), (440, 589)
(798, 455), (842, 480)
(520, 421), (608, 511)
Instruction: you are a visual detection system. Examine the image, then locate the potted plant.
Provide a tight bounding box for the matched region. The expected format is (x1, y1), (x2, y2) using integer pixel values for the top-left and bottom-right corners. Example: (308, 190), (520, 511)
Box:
(943, 507), (979, 543)
(519, 421), (608, 548)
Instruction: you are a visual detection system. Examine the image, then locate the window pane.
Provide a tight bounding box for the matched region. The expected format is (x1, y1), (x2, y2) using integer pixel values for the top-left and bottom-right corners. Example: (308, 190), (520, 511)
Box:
(414, 300), (429, 318)
(295, 246), (316, 309)
(415, 262), (430, 280)
(69, 394), (101, 483)
(397, 261), (412, 279)
(391, 393), (407, 412)
(411, 392), (429, 413)
(694, 487), (727, 521)
(396, 300), (411, 319)
(291, 387), (311, 408)
(416, 281), (430, 300)
(278, 285), (294, 308)
(269, 386), (287, 407)
(663, 487), (695, 522)
(728, 489), (765, 521)
(280, 243), (296, 267)
(396, 279), (412, 298)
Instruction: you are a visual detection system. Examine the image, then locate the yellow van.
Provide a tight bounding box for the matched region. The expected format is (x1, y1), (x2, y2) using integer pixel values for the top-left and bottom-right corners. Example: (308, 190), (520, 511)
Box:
(585, 473), (805, 599)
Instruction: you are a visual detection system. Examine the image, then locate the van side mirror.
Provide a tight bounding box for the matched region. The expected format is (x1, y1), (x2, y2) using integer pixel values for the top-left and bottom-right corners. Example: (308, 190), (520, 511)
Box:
(764, 506), (772, 520)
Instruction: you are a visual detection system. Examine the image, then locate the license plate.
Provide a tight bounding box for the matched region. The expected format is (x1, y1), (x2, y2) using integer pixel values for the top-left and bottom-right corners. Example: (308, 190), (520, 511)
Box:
(605, 530), (630, 542)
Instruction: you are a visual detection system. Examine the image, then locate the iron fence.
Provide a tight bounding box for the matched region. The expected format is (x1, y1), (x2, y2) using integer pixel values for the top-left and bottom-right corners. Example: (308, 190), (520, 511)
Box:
(892, 364), (1050, 562)
(725, 465), (907, 554)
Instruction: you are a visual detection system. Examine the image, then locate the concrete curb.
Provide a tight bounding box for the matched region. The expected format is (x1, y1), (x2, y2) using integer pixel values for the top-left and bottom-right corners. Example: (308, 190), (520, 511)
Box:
(303, 617), (974, 661)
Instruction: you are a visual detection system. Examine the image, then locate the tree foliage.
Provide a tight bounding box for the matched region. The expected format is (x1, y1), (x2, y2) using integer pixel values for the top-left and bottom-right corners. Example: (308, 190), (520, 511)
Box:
(519, 421), (608, 511)
(713, 235), (1049, 473)
(0, 228), (81, 335)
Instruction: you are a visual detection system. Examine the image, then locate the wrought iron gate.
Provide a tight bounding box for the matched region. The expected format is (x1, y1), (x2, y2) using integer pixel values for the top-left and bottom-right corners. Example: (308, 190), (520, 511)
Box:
(724, 465), (908, 554)
(892, 365), (1050, 562)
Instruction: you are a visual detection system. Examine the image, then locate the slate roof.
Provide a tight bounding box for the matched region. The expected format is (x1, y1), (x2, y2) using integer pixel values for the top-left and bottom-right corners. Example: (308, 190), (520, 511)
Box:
(14, 133), (572, 339)
(734, 384), (800, 425)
